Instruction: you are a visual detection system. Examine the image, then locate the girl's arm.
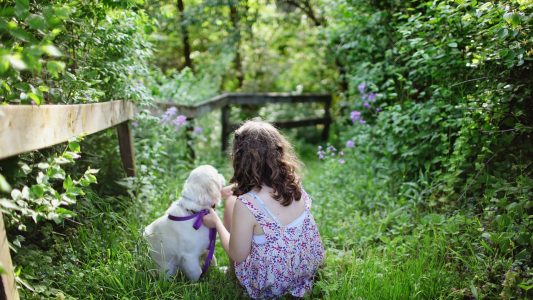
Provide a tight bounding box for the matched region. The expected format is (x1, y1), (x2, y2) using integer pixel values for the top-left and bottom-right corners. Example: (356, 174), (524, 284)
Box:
(228, 199), (254, 262)
(203, 201), (254, 263)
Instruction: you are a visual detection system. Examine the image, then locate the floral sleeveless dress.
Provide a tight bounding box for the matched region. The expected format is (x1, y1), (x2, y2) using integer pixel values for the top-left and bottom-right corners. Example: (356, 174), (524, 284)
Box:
(234, 189), (325, 299)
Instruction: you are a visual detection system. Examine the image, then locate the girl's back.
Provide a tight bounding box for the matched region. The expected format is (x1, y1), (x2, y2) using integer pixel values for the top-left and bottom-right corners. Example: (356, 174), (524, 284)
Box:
(234, 188), (324, 298)
(250, 185), (306, 234)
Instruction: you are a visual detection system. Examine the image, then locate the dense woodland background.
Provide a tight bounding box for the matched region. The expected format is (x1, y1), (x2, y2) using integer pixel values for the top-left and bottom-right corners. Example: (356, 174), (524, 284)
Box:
(0, 0), (531, 298)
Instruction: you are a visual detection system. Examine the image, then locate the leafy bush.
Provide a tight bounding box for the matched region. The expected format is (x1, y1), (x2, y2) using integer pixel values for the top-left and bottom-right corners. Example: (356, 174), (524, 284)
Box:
(0, 137), (98, 246)
(326, 0), (532, 297)
(0, 0), (155, 105)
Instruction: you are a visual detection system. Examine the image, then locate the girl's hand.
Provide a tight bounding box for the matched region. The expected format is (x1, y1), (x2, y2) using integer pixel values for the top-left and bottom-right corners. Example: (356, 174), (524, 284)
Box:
(221, 184), (234, 199)
(202, 208), (220, 228)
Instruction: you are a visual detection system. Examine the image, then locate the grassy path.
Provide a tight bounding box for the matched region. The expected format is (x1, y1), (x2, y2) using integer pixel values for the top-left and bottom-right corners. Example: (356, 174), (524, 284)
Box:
(19, 150), (461, 299)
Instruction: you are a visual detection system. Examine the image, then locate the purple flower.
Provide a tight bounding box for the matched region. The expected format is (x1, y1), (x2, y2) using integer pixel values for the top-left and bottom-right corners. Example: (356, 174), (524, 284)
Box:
(346, 140), (355, 148)
(363, 101), (371, 108)
(338, 158), (345, 164)
(376, 107), (382, 113)
(359, 119), (366, 124)
(317, 150), (325, 160)
(317, 149), (326, 160)
(161, 107), (178, 123)
(358, 82), (366, 94)
(132, 121), (139, 128)
(193, 126), (203, 134)
(173, 115), (187, 129)
(351, 110), (361, 123)
(367, 93), (377, 102)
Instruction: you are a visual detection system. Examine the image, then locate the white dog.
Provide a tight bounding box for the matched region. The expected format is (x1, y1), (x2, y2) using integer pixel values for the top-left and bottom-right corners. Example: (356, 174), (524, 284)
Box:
(144, 165), (225, 281)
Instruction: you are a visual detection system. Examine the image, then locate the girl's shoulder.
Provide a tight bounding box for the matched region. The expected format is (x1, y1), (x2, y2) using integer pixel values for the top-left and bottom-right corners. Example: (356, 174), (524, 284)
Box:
(236, 193), (265, 219)
(233, 196), (257, 224)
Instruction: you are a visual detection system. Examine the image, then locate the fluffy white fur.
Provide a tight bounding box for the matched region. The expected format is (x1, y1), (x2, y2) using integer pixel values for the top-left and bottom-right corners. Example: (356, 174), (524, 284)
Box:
(143, 165), (225, 281)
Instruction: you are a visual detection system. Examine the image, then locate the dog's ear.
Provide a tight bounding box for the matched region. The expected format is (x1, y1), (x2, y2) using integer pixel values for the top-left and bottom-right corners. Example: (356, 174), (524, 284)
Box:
(204, 171), (225, 207)
(205, 178), (222, 207)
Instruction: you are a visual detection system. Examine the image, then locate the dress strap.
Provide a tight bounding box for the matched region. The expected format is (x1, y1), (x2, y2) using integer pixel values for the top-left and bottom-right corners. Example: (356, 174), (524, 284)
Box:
(248, 192), (283, 225)
(302, 188), (312, 210)
(237, 194), (276, 229)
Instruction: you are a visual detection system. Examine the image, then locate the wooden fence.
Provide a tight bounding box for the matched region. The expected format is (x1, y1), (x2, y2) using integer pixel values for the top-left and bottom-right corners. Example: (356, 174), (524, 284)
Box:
(0, 100), (136, 300)
(156, 93), (332, 152)
(0, 92), (331, 299)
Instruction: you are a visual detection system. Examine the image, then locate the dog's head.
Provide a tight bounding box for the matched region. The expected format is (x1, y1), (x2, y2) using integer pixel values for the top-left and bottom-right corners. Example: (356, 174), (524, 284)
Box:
(181, 165), (225, 209)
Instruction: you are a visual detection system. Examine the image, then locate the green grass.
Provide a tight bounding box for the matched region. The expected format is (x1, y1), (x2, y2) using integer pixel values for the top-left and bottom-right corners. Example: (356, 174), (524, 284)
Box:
(303, 152), (465, 299)
(16, 146), (477, 299)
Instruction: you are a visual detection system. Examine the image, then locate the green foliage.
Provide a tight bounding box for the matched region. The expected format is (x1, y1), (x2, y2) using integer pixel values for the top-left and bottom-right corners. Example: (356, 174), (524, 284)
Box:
(153, 67), (222, 105)
(56, 6), (155, 105)
(327, 0), (533, 298)
(0, 137), (98, 231)
(145, 0), (336, 98)
(0, 0), (69, 104)
(0, 1), (156, 105)
(125, 109), (191, 200)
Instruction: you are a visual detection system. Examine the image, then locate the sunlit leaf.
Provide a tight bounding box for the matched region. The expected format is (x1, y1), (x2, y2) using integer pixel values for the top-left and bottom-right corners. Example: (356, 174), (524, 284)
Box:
(68, 141), (80, 152)
(46, 60), (65, 78)
(7, 54), (27, 70)
(0, 56), (9, 73)
(37, 163), (50, 169)
(11, 189), (22, 200)
(503, 12), (521, 27)
(30, 185), (44, 198)
(20, 164), (32, 174)
(0, 199), (18, 210)
(42, 45), (62, 57)
(0, 174), (11, 192)
(27, 92), (42, 105)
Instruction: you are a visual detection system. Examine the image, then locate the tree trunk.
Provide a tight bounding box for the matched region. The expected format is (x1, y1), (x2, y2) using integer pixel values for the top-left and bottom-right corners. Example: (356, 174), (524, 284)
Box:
(282, 0), (324, 27)
(177, 0), (192, 70)
(229, 0), (244, 89)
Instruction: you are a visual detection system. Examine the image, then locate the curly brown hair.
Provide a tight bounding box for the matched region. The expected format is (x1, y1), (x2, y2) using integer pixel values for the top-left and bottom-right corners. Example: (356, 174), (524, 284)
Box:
(230, 120), (302, 206)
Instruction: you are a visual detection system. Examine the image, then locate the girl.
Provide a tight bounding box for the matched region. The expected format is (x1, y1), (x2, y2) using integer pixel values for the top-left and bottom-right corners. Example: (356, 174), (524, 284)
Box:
(202, 120), (325, 299)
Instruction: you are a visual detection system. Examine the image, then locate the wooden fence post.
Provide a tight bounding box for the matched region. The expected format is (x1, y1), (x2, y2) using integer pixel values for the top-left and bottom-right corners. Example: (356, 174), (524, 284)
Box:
(221, 104), (230, 153)
(322, 95), (332, 141)
(185, 119), (196, 161)
(0, 212), (19, 300)
(116, 121), (136, 177)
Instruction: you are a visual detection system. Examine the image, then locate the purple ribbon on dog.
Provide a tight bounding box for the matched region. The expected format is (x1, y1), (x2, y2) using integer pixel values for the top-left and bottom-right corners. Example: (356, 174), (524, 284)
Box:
(168, 209), (217, 277)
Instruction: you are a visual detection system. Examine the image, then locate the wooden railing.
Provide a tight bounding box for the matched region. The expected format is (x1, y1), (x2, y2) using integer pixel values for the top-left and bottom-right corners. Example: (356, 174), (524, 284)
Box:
(0, 100), (136, 300)
(156, 93), (332, 152)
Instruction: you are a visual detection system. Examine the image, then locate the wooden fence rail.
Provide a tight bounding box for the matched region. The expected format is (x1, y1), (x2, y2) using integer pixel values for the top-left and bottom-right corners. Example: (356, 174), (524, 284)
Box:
(0, 100), (136, 300)
(156, 93), (332, 152)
